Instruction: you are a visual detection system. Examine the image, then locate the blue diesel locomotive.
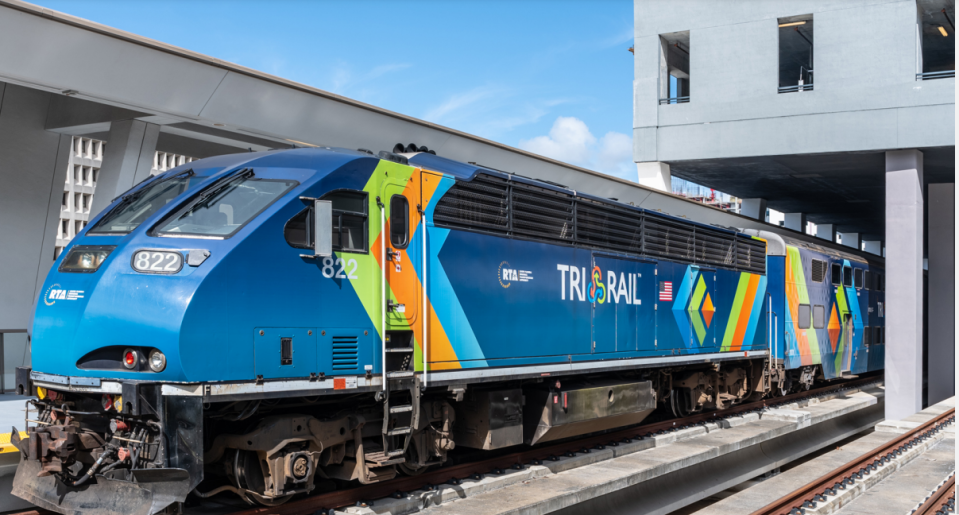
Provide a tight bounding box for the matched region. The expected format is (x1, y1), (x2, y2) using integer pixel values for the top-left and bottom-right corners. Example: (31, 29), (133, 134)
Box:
(11, 146), (885, 515)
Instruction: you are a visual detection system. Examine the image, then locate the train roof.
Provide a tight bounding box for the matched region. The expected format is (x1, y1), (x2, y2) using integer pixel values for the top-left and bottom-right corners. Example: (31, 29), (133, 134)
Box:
(407, 152), (749, 239)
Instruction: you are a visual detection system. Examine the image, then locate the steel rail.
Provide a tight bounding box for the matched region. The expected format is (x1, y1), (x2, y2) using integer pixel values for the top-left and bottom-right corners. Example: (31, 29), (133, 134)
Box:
(912, 474), (955, 515)
(227, 375), (882, 515)
(750, 406), (956, 515)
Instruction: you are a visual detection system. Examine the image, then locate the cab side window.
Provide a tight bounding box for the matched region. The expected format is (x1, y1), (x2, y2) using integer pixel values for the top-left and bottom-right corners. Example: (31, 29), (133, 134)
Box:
(283, 190), (369, 253)
(390, 195), (409, 249)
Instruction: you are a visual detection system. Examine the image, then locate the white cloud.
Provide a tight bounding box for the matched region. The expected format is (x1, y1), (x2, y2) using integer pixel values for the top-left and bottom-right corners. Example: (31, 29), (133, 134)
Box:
(423, 85), (502, 125)
(519, 117), (634, 179)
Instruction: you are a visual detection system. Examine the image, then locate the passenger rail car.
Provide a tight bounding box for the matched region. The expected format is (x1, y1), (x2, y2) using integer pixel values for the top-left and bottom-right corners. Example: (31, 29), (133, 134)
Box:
(11, 147), (885, 515)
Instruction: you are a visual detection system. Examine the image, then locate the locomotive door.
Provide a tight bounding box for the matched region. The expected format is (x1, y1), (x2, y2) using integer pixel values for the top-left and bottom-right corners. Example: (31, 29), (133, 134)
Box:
(841, 313), (853, 373)
(382, 178), (420, 330)
(590, 254), (655, 354)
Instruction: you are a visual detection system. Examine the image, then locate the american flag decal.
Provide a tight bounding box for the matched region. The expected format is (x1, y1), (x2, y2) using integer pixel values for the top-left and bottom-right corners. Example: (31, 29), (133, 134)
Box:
(659, 281), (673, 301)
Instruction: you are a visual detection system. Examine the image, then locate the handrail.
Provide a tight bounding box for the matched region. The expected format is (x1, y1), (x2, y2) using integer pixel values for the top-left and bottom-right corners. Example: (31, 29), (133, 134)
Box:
(659, 96), (690, 105)
(917, 70), (955, 80)
(422, 201), (428, 388)
(380, 199), (387, 391)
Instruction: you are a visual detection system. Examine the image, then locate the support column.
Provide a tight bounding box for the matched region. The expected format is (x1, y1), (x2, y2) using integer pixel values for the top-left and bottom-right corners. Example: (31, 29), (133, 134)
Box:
(926, 183), (954, 406)
(0, 83), (65, 332)
(784, 212), (806, 232)
(816, 223), (836, 242)
(885, 149), (924, 420)
(89, 119), (160, 218)
(840, 232), (861, 250)
(863, 240), (884, 256)
(636, 161), (671, 192)
(740, 198), (767, 220)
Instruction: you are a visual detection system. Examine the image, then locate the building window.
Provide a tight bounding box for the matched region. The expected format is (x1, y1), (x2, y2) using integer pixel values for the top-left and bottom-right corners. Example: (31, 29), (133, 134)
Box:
(831, 262), (842, 286)
(74, 165), (82, 184)
(75, 193), (82, 211)
(60, 219), (68, 238)
(659, 30), (690, 104)
(798, 303), (811, 329)
(92, 168), (99, 184)
(62, 192), (68, 208)
(813, 305), (825, 329)
(74, 221), (83, 235)
(778, 14), (814, 93)
(917, 2), (955, 80)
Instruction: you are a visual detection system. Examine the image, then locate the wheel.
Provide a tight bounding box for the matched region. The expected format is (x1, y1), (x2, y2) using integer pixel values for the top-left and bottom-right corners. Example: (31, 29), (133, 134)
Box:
(669, 389), (690, 418)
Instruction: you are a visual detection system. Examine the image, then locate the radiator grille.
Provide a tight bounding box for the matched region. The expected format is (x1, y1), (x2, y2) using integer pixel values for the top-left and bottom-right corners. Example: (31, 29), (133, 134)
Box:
(331, 336), (359, 370)
(811, 259), (827, 283)
(432, 173), (767, 274)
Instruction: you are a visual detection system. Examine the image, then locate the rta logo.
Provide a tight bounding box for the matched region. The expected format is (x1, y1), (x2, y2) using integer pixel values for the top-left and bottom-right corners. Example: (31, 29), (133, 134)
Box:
(498, 261), (533, 288)
(43, 283), (84, 306)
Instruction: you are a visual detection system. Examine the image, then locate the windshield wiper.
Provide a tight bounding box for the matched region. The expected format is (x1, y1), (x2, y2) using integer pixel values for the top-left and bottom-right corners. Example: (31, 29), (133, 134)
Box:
(110, 169), (196, 204)
(191, 168), (254, 206)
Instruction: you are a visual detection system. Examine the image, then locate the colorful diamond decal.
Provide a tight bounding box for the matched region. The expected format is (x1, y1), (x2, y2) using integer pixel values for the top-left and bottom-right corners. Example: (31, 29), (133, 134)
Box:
(827, 303), (841, 352)
(702, 293), (714, 328)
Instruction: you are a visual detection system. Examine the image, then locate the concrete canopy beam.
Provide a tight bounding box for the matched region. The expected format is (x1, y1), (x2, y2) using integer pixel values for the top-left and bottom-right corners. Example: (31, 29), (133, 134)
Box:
(784, 213), (806, 232)
(741, 198), (767, 220)
(88, 119), (160, 218)
(884, 149), (924, 420)
(636, 161), (671, 192)
(863, 240), (884, 256)
(816, 223), (836, 242)
(841, 232), (861, 250)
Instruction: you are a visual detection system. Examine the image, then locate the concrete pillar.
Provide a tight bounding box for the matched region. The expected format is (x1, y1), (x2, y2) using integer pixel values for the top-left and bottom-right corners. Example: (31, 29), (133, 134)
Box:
(637, 161), (671, 192)
(89, 119), (160, 218)
(926, 183), (954, 406)
(0, 83), (67, 332)
(816, 223), (836, 242)
(840, 232), (861, 250)
(863, 240), (884, 256)
(784, 213), (806, 232)
(741, 198), (767, 220)
(885, 149), (924, 420)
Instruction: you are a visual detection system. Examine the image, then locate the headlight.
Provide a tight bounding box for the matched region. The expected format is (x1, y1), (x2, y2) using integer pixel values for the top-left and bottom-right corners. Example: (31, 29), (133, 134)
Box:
(59, 245), (115, 273)
(122, 348), (138, 370)
(148, 349), (167, 372)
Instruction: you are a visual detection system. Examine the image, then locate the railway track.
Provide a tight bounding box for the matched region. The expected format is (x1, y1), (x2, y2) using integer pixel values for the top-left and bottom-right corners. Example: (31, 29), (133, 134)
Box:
(7, 375), (883, 515)
(749, 404), (955, 515)
(911, 474), (956, 515)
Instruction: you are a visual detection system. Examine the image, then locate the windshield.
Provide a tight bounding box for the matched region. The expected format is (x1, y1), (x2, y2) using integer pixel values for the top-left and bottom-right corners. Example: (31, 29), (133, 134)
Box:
(88, 172), (207, 234)
(155, 177), (297, 237)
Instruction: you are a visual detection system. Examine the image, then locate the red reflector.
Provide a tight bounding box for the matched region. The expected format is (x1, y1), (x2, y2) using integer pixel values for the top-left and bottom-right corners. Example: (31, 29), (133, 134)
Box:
(124, 352), (135, 365)
(333, 378), (346, 390)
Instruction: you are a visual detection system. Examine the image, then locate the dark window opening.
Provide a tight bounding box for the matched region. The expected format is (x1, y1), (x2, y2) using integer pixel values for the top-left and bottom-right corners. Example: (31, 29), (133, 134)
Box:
(798, 304), (811, 329)
(778, 14), (814, 93)
(878, 273), (884, 292)
(811, 259), (827, 282)
(865, 270), (873, 290)
(842, 266), (852, 287)
(322, 190), (368, 253)
(854, 268), (864, 289)
(659, 31), (690, 104)
(863, 327), (871, 347)
(390, 195), (410, 248)
(284, 207), (312, 249)
(813, 305), (825, 329)
(918, 0), (955, 80)
(831, 263), (842, 285)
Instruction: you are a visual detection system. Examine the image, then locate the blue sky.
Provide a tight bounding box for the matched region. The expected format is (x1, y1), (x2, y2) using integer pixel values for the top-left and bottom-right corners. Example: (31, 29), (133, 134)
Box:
(38, 0), (637, 179)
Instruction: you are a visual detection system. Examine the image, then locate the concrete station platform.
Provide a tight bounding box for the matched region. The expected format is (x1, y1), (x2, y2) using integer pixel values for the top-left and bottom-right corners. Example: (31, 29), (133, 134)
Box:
(685, 397), (955, 515)
(335, 382), (886, 515)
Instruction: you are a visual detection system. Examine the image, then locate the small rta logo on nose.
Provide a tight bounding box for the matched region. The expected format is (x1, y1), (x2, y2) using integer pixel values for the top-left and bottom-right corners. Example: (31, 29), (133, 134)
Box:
(43, 283), (84, 306)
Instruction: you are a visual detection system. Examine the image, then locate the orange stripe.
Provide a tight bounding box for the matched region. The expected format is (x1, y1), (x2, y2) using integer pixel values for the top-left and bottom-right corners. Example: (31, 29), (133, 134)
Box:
(731, 274), (760, 351)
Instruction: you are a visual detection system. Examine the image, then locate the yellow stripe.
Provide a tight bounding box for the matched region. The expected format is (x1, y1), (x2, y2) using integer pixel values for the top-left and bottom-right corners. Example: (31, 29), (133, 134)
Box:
(0, 431), (27, 454)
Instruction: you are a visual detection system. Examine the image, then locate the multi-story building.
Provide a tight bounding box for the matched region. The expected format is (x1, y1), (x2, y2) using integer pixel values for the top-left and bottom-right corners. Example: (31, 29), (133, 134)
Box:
(54, 137), (193, 257)
(632, 0), (955, 418)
